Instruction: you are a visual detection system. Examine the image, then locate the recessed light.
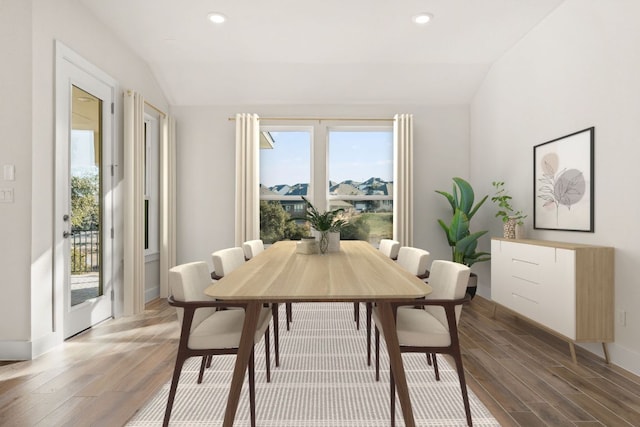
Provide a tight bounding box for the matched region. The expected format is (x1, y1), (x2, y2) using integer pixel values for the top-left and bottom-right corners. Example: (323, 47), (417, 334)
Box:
(208, 12), (227, 24)
(412, 13), (433, 25)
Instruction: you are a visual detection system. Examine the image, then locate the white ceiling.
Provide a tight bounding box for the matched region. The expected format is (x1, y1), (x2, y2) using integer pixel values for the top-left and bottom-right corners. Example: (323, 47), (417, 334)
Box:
(79, 0), (566, 106)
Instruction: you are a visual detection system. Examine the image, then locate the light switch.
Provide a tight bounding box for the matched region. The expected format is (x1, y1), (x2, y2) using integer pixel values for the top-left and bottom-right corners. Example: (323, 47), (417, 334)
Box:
(0, 188), (14, 203)
(3, 165), (15, 181)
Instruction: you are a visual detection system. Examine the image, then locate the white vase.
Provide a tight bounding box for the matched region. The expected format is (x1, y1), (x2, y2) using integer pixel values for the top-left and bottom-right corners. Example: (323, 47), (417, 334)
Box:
(312, 230), (341, 253)
(328, 232), (340, 252)
(515, 222), (526, 239)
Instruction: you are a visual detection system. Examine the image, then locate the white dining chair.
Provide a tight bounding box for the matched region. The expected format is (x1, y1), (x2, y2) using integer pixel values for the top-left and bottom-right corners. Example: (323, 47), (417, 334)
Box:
(378, 238), (400, 260)
(373, 260), (473, 426)
(164, 261), (272, 427)
(242, 239), (265, 261)
(212, 246), (281, 371)
(363, 245), (430, 366)
(243, 240), (294, 333)
(211, 247), (246, 280)
(354, 239), (401, 332)
(396, 246), (430, 279)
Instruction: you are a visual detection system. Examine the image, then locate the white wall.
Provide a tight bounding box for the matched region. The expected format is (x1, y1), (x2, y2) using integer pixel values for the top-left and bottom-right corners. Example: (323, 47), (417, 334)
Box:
(470, 0), (640, 374)
(0, 0), (33, 345)
(171, 105), (471, 272)
(0, 0), (168, 359)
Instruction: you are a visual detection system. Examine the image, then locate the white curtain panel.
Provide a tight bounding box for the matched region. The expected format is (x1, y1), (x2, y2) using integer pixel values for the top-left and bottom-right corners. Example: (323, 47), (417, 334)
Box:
(393, 113), (414, 247)
(159, 115), (177, 298)
(235, 113), (260, 246)
(123, 90), (145, 315)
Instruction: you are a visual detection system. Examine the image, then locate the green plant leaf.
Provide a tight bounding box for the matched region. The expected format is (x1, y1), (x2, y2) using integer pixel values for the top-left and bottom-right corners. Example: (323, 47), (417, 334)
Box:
(435, 190), (455, 212)
(437, 219), (454, 247)
(453, 177), (474, 215)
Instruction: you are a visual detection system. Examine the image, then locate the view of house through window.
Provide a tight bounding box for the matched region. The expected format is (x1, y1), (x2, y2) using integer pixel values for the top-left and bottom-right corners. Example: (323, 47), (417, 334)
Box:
(259, 130), (311, 243)
(328, 130), (393, 243)
(259, 125), (393, 245)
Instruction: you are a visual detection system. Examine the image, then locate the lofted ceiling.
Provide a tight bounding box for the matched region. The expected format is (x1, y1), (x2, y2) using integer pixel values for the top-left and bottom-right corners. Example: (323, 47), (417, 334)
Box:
(79, 0), (566, 106)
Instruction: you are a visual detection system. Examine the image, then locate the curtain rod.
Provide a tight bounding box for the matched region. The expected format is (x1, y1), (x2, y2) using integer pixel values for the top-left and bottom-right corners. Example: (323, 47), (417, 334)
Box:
(144, 100), (167, 117)
(228, 116), (394, 122)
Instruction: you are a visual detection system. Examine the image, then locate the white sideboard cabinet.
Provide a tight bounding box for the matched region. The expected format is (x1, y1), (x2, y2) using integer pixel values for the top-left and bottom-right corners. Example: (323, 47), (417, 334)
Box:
(491, 238), (614, 363)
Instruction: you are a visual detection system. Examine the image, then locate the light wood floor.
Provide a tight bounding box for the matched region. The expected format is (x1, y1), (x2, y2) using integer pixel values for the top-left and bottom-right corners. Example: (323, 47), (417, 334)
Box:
(1, 296), (639, 426)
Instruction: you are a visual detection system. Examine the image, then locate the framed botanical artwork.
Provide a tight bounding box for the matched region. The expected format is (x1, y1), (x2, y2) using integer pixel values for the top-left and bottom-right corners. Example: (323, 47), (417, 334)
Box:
(533, 127), (594, 232)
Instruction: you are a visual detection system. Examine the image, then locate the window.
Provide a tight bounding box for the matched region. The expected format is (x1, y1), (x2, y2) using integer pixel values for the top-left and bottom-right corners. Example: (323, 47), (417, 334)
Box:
(259, 123), (394, 245)
(144, 114), (159, 256)
(328, 129), (393, 243)
(259, 128), (312, 243)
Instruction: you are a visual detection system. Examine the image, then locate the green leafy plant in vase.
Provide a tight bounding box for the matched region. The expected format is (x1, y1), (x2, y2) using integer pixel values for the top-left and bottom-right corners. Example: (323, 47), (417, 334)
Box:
(436, 177), (491, 298)
(491, 181), (527, 239)
(301, 196), (349, 253)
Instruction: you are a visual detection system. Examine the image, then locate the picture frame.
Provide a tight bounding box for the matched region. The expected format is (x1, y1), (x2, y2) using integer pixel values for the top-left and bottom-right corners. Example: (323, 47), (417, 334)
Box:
(533, 127), (594, 232)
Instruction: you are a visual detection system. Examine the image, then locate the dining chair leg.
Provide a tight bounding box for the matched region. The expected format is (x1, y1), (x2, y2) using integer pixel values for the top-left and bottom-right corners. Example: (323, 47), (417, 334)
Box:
(452, 350), (473, 426)
(264, 327), (271, 383)
(366, 302), (372, 366)
(272, 304), (280, 367)
(197, 356), (207, 384)
(375, 326), (380, 381)
(353, 302), (360, 330)
(248, 347), (256, 427)
(163, 353), (187, 427)
(390, 369), (396, 427)
(432, 353), (440, 381)
(285, 303), (292, 331)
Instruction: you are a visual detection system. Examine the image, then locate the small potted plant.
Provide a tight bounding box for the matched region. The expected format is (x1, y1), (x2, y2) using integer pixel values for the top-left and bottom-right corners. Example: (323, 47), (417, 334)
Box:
(300, 196), (349, 253)
(491, 181), (527, 239)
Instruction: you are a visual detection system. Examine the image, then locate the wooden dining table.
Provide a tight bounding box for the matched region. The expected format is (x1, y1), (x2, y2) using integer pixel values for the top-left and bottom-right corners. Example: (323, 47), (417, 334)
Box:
(204, 240), (432, 426)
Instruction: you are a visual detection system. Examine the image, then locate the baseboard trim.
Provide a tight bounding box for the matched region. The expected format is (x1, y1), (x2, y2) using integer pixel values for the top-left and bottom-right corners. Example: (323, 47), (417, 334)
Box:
(145, 286), (160, 303)
(0, 340), (32, 360)
(0, 332), (63, 361)
(588, 342), (640, 377)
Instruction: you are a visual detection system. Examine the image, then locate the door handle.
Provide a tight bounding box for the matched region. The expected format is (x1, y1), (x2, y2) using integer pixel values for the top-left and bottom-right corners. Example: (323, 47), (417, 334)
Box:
(63, 231), (71, 238)
(63, 214), (70, 221)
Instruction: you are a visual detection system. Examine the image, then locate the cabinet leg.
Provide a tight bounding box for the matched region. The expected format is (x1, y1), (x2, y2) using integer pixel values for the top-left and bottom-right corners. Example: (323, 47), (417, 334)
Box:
(602, 342), (611, 364)
(569, 342), (577, 364)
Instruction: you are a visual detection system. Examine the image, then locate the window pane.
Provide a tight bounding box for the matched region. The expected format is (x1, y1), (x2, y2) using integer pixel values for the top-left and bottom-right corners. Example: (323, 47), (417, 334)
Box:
(260, 131), (311, 196)
(331, 200), (393, 244)
(328, 130), (393, 196)
(259, 200), (309, 244)
(329, 130), (393, 244)
(260, 130), (311, 243)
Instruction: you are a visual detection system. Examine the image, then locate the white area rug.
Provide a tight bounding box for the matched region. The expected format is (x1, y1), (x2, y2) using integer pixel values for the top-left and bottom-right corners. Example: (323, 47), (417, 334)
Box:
(127, 303), (500, 426)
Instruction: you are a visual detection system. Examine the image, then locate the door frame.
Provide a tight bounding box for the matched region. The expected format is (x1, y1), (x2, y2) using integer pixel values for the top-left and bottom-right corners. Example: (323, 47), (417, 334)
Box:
(54, 41), (119, 337)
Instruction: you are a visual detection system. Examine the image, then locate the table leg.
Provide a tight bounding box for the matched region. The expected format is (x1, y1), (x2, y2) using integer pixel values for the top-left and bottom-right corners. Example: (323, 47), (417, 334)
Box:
(223, 301), (262, 427)
(377, 301), (415, 427)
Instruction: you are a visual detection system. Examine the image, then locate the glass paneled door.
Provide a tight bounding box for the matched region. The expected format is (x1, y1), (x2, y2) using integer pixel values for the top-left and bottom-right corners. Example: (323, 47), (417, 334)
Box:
(69, 86), (103, 308)
(56, 47), (115, 338)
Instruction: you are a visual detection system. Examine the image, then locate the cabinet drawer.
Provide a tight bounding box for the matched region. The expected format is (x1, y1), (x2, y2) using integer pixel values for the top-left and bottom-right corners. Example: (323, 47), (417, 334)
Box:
(501, 289), (541, 322)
